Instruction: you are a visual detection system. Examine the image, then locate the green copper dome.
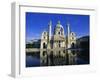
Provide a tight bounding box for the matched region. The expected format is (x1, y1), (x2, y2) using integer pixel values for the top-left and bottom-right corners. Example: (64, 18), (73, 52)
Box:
(56, 20), (63, 28)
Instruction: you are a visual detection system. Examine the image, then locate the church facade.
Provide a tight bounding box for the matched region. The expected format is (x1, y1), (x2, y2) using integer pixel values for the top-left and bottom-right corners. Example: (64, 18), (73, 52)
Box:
(40, 20), (76, 65)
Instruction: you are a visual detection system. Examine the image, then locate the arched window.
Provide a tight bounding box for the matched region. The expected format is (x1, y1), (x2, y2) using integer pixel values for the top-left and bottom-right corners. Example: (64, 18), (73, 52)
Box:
(43, 51), (46, 56)
(44, 36), (45, 39)
(71, 43), (75, 48)
(71, 43), (76, 55)
(44, 32), (46, 35)
(72, 33), (74, 35)
(59, 41), (61, 47)
(58, 32), (60, 35)
(43, 43), (46, 49)
(72, 37), (74, 40)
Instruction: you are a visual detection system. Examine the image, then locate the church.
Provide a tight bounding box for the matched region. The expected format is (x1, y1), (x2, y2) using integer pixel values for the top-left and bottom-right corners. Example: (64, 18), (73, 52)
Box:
(40, 20), (76, 65)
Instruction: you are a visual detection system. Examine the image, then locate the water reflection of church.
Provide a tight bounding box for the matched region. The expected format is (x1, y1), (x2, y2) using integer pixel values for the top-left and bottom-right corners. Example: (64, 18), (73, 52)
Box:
(40, 20), (77, 66)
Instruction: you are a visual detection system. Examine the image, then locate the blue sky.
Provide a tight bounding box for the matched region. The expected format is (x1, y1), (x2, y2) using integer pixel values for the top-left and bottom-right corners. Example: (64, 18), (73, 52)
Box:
(26, 12), (89, 42)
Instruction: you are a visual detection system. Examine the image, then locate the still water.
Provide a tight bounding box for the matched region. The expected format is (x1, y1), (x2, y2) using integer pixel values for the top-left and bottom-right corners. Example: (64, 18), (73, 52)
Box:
(26, 49), (89, 67)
